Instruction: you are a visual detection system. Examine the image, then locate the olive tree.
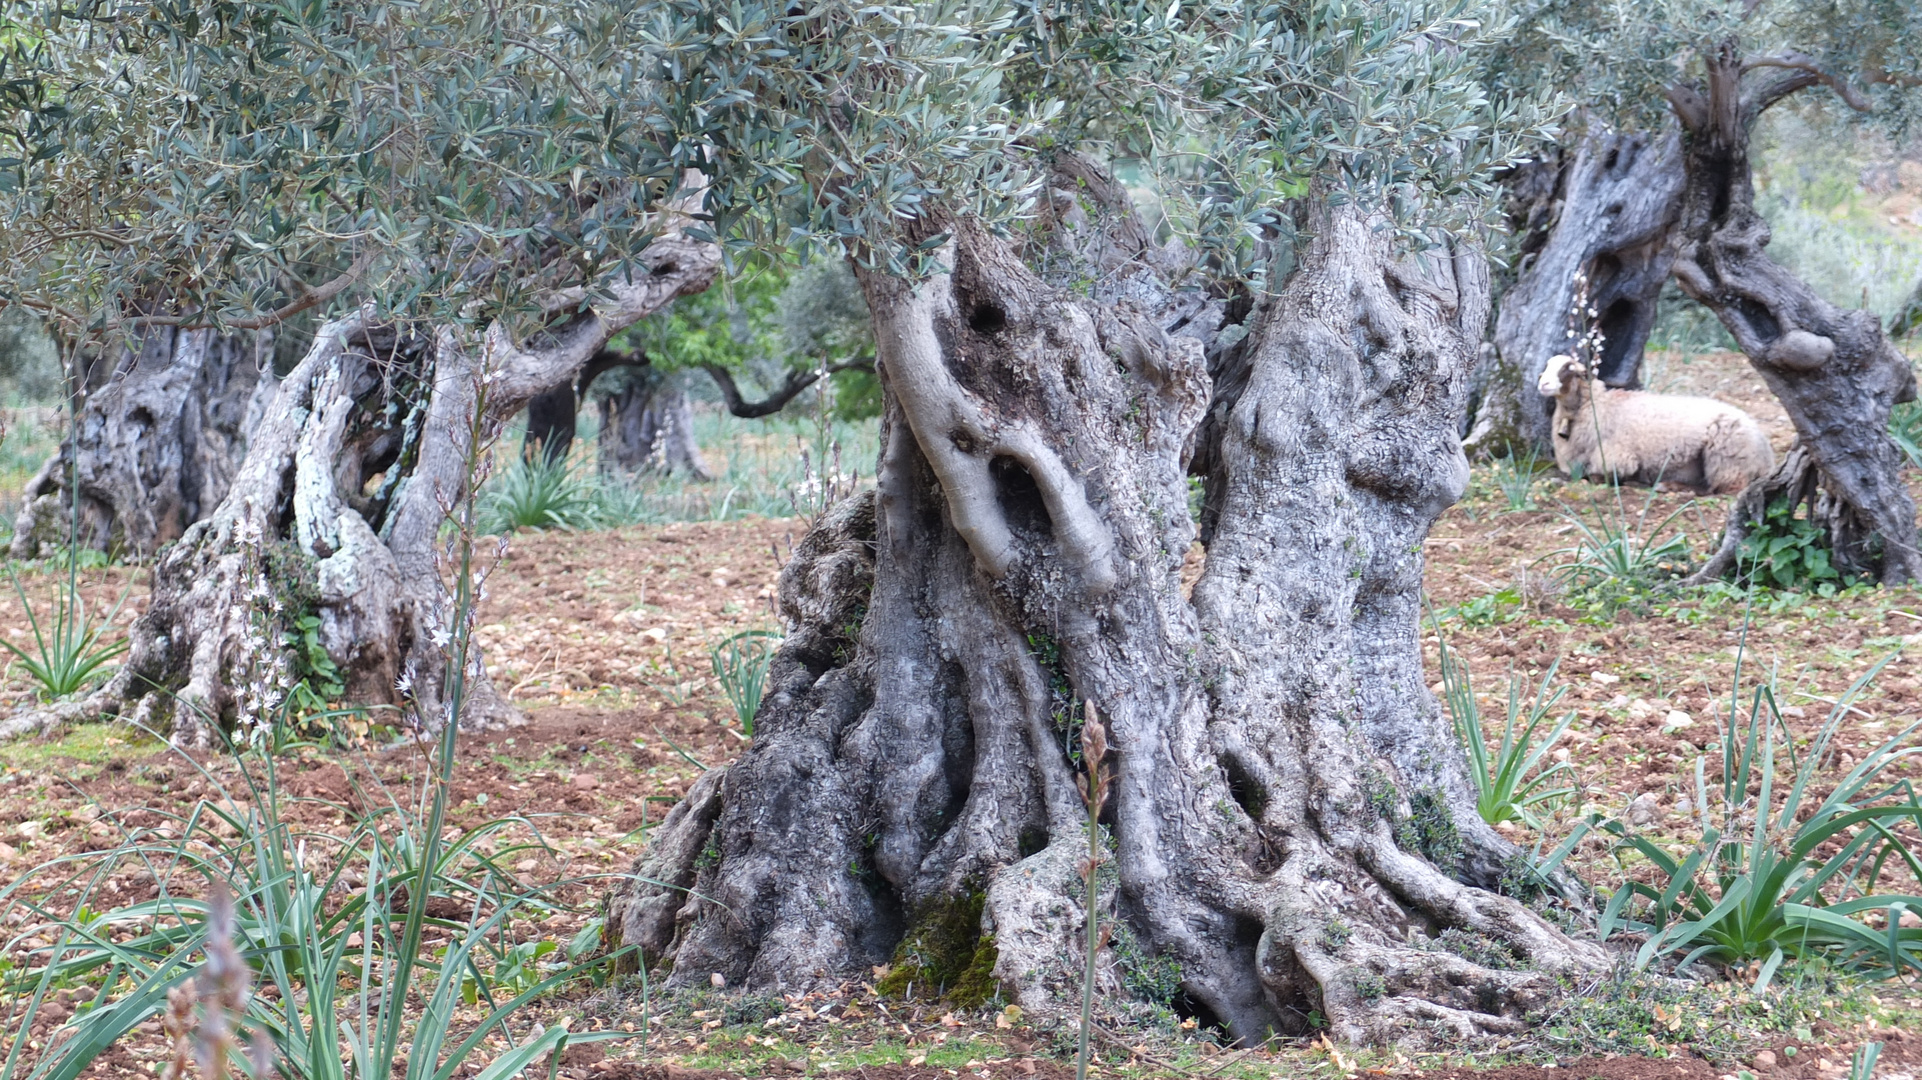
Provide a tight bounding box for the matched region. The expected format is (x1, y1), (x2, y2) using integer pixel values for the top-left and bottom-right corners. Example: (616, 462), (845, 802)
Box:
(0, 0), (746, 741)
(1478, 0), (1922, 580)
(607, 0), (1603, 1045)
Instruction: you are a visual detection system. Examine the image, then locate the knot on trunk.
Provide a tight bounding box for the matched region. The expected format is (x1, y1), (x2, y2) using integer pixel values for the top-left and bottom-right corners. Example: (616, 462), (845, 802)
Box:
(773, 490), (877, 678)
(1766, 328), (1834, 371)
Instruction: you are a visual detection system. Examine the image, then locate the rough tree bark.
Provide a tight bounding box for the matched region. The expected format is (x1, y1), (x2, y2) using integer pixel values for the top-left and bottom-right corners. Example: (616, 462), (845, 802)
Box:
(0, 220), (720, 745)
(1466, 130), (1684, 456)
(1670, 47), (1921, 583)
(520, 347), (649, 465)
(596, 368), (712, 480)
(611, 175), (1603, 1044)
(11, 327), (279, 559)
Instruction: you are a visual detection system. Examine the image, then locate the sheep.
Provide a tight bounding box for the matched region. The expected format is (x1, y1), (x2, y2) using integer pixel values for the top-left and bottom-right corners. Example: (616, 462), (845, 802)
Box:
(1535, 354), (1774, 495)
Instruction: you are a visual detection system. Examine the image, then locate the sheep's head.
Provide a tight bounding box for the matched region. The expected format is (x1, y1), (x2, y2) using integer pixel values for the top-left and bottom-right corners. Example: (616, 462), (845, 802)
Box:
(1537, 354), (1585, 398)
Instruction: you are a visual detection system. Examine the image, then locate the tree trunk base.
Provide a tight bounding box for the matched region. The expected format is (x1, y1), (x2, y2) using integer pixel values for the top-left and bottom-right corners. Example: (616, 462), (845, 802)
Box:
(598, 370), (712, 479)
(610, 192), (1605, 1047)
(2, 316), (521, 746)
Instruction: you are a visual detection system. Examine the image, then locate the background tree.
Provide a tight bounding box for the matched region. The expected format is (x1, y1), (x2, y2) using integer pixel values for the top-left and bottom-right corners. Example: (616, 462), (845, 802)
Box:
(8, 325), (281, 559)
(1484, 0), (1922, 581)
(609, 0), (1598, 1045)
(0, 0), (754, 741)
(1464, 131), (1684, 454)
(518, 260), (875, 476)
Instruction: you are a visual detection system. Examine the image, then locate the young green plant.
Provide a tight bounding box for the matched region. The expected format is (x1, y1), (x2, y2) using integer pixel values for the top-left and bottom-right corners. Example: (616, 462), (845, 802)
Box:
(709, 629), (781, 737)
(1490, 446), (1544, 511)
(1432, 615), (1575, 830)
(0, 565), (127, 700)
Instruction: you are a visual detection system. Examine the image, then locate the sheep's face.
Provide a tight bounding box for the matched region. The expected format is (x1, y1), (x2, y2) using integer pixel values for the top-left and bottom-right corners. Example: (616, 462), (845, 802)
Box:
(1537, 354), (1585, 399)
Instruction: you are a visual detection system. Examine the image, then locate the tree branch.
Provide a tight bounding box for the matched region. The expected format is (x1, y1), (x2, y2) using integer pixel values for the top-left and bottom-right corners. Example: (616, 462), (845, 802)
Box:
(576, 346), (650, 400)
(701, 360), (872, 419)
(1743, 52), (1875, 112)
(126, 248), (379, 332)
(1662, 80), (1710, 133)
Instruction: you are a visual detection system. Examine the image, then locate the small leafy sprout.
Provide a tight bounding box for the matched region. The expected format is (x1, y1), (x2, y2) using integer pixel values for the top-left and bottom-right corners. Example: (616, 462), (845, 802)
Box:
(1, 564), (128, 700)
(1434, 618), (1575, 830)
(710, 629), (782, 737)
(1490, 446), (1546, 511)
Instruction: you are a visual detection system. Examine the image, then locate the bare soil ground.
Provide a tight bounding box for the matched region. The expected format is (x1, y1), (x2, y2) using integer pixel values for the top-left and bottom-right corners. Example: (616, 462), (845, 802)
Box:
(4, 351), (1922, 1078)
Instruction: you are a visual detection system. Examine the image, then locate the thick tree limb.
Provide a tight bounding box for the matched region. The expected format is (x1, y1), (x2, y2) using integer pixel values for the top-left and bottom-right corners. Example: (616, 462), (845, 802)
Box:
(1743, 52), (1875, 112)
(126, 249), (379, 332)
(701, 360), (872, 419)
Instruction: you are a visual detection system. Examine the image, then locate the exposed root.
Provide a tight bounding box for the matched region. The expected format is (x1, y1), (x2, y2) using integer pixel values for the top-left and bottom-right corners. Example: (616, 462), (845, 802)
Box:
(983, 839), (1110, 1011)
(1359, 838), (1605, 974)
(608, 766), (728, 966)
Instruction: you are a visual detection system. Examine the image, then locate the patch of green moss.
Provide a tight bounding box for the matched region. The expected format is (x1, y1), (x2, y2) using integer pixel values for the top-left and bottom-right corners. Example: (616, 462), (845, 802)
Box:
(0, 722), (164, 772)
(876, 890), (1001, 1007)
(1394, 787), (1462, 871)
(1112, 921), (1183, 1006)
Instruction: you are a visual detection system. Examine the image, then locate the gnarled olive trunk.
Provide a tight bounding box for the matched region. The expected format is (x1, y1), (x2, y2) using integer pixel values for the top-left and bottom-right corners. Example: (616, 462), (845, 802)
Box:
(597, 368), (711, 479)
(1467, 131), (1683, 455)
(11, 327), (278, 559)
(1670, 50), (1921, 583)
(1, 229), (720, 746)
(611, 195), (1602, 1045)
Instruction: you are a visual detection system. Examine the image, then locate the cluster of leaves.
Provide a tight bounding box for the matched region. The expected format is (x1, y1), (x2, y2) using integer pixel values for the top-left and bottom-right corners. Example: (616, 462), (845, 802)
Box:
(1489, 0), (1922, 139)
(1550, 493), (1691, 618)
(1436, 640), (1576, 831)
(0, 0), (1572, 352)
(480, 454), (600, 534)
(0, 565), (125, 701)
(1603, 655), (1922, 987)
(620, 258), (879, 421)
(1441, 585), (1524, 627)
(1737, 496), (1845, 593)
(709, 629), (780, 737)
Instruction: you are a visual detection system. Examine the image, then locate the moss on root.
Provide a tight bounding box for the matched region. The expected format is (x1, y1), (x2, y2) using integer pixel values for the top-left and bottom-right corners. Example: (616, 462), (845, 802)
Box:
(876, 890), (1001, 1008)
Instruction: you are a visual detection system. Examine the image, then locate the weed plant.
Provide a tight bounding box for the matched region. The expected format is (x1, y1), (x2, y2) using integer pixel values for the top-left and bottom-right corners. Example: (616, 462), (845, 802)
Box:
(1435, 635), (1576, 831)
(709, 629), (780, 736)
(1601, 652), (1922, 987)
(1490, 447), (1545, 511)
(1736, 497), (1845, 592)
(1549, 489), (1691, 617)
(0, 566), (125, 700)
(479, 453), (598, 533)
